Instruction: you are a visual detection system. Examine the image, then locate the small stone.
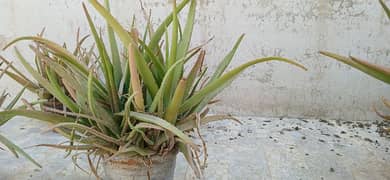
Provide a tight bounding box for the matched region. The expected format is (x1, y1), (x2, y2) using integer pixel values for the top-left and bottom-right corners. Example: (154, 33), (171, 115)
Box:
(330, 168), (335, 172)
(318, 139), (326, 143)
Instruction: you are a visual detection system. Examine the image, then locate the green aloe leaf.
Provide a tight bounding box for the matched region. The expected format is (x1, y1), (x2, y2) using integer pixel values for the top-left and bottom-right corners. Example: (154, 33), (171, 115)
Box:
(184, 50), (205, 98)
(180, 57), (307, 112)
(0, 109), (74, 126)
(0, 133), (41, 168)
(165, 78), (187, 124)
(5, 86), (26, 110)
(380, 0), (390, 20)
(0, 70), (38, 92)
(4, 37), (88, 77)
(171, 0), (197, 90)
(320, 51), (390, 84)
(50, 123), (121, 145)
(83, 3), (119, 113)
(129, 111), (197, 149)
(89, 0), (159, 97)
(104, 0), (122, 87)
(209, 34), (245, 82)
(148, 0), (191, 51)
(14, 48), (79, 112)
(177, 115), (241, 131)
(87, 71), (118, 135)
(167, 0), (179, 68)
(149, 59), (186, 113)
(3, 36), (107, 95)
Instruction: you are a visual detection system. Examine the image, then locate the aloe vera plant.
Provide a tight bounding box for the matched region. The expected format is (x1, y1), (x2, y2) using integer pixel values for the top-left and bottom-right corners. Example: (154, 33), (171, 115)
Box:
(0, 62), (41, 168)
(320, 0), (390, 133)
(0, 0), (305, 177)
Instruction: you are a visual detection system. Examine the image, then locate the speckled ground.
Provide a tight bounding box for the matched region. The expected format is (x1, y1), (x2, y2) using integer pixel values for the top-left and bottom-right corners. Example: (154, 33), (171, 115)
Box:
(0, 116), (389, 180)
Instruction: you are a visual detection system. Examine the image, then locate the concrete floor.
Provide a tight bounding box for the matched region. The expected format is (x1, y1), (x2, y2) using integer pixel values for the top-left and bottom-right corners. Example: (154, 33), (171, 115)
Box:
(0, 116), (389, 180)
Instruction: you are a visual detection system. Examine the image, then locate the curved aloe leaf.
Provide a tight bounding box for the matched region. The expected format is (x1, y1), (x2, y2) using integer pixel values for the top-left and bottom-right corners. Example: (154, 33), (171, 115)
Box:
(209, 34), (245, 82)
(50, 123), (121, 145)
(14, 48), (79, 112)
(4, 36), (88, 76)
(180, 57), (307, 112)
(0, 109), (74, 126)
(320, 51), (390, 84)
(3, 36), (107, 95)
(177, 115), (241, 131)
(149, 58), (186, 113)
(129, 111), (197, 149)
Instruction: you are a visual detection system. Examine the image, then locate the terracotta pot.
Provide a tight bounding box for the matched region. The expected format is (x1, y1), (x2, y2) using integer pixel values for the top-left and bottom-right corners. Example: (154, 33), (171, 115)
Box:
(103, 150), (178, 180)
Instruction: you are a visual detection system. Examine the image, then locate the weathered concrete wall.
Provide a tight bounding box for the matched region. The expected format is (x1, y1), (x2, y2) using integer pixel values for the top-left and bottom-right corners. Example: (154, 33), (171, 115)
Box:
(0, 0), (389, 121)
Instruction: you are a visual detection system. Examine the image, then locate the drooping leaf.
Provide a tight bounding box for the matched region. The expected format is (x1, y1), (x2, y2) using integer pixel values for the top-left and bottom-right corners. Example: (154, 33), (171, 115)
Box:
(14, 48), (79, 112)
(0, 109), (74, 126)
(129, 111), (197, 149)
(180, 57), (307, 112)
(320, 51), (390, 84)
